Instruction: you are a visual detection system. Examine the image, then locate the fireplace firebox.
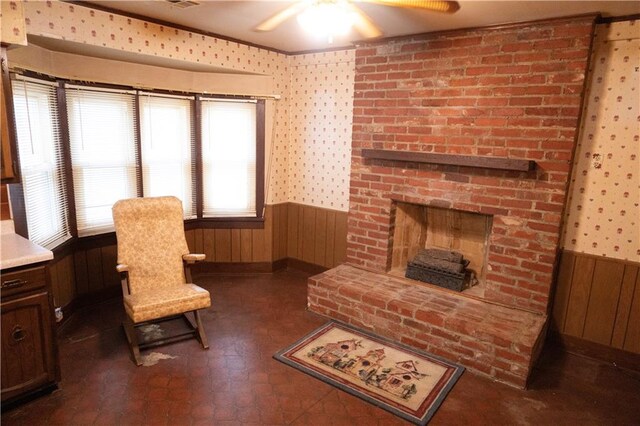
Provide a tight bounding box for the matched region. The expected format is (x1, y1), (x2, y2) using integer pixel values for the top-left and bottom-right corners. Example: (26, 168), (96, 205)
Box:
(390, 202), (491, 296)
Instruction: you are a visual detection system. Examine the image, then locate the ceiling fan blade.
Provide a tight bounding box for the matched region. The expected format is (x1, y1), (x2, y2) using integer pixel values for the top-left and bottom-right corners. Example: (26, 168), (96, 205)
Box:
(346, 3), (383, 38)
(254, 2), (308, 32)
(354, 0), (460, 14)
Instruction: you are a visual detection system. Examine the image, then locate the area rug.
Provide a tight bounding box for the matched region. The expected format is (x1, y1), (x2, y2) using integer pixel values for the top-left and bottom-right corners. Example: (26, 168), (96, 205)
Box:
(274, 322), (464, 425)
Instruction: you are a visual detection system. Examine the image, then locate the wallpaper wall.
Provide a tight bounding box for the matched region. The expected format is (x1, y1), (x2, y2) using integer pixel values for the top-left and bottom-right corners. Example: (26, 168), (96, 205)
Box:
(562, 20), (640, 262)
(0, 1), (27, 45)
(288, 51), (355, 212)
(7, 0), (356, 210)
(16, 0), (292, 205)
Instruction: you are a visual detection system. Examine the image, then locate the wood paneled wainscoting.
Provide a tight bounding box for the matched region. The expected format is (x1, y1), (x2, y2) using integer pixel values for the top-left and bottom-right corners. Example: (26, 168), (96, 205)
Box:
(286, 203), (348, 270)
(551, 250), (640, 369)
(186, 204), (287, 269)
(48, 241), (121, 314)
(44, 203), (348, 323)
(1, 184), (10, 220)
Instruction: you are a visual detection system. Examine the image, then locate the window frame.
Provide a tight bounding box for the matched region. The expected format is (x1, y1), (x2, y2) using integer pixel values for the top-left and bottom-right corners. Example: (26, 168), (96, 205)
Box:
(9, 74), (266, 253)
(194, 95), (265, 227)
(64, 83), (141, 237)
(138, 91), (197, 219)
(10, 75), (72, 249)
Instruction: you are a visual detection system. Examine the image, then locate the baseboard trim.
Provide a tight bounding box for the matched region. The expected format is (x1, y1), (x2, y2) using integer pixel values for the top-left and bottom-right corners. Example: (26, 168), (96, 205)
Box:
(285, 258), (329, 275)
(192, 258), (329, 276)
(1, 383), (58, 413)
(192, 259), (288, 275)
(548, 331), (640, 373)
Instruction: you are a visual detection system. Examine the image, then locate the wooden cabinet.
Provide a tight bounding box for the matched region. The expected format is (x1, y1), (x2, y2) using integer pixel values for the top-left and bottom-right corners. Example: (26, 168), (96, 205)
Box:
(1, 263), (59, 407)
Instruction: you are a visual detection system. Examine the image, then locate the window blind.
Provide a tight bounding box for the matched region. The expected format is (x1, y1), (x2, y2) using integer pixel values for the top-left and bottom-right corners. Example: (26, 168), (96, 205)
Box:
(201, 99), (257, 217)
(12, 77), (71, 249)
(139, 92), (196, 218)
(65, 85), (139, 236)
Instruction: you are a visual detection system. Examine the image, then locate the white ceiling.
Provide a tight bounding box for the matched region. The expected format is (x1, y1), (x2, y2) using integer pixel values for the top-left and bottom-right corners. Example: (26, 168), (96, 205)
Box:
(82, 0), (640, 53)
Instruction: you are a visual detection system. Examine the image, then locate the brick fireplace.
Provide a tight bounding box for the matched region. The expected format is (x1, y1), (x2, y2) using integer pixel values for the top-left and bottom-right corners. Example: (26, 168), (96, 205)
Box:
(309, 16), (596, 388)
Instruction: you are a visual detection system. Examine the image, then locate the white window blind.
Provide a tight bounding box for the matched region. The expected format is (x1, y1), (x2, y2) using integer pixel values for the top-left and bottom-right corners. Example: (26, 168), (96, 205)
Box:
(12, 77), (71, 249)
(65, 85), (138, 236)
(139, 93), (195, 218)
(201, 99), (257, 217)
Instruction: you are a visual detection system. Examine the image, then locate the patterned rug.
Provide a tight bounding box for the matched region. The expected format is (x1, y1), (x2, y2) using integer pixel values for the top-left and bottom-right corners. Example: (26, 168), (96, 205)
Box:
(274, 322), (464, 425)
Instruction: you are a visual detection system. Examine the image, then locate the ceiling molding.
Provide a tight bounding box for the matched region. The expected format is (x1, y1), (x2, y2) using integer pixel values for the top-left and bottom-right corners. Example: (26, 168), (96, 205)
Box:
(353, 12), (601, 48)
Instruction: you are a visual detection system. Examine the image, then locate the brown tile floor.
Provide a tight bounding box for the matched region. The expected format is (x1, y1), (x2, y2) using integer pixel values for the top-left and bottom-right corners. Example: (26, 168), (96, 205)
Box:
(3, 269), (640, 425)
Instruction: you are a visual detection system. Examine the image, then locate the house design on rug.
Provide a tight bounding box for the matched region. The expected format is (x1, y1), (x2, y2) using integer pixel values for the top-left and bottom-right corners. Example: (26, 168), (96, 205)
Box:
(309, 339), (361, 366)
(308, 340), (428, 400)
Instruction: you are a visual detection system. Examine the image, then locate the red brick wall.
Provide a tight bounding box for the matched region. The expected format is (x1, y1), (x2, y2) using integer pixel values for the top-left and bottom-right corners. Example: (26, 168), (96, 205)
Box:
(348, 17), (596, 314)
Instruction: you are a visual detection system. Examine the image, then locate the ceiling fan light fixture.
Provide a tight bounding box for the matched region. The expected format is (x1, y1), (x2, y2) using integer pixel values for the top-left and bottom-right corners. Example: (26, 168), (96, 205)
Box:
(297, 1), (356, 41)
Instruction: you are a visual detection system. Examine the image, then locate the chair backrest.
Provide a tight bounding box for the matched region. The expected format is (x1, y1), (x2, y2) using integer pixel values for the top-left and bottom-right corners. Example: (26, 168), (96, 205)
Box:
(113, 196), (189, 294)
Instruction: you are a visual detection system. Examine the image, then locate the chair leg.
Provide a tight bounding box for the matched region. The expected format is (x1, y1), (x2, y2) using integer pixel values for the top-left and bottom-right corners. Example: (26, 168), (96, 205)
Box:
(194, 310), (209, 350)
(123, 317), (142, 366)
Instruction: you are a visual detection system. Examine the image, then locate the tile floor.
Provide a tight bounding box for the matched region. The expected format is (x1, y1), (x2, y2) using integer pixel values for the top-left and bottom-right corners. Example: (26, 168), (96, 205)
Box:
(3, 269), (640, 425)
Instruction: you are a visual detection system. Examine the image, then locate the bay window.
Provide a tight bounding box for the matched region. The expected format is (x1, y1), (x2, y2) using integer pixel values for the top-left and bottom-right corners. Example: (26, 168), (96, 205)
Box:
(10, 75), (265, 248)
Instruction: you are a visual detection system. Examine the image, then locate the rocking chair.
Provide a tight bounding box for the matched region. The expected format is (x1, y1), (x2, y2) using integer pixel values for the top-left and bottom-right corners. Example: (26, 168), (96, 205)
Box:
(112, 196), (211, 365)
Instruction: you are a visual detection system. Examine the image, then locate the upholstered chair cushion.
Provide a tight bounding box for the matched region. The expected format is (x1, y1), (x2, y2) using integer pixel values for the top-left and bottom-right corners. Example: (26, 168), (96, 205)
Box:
(123, 284), (210, 323)
(113, 196), (190, 294)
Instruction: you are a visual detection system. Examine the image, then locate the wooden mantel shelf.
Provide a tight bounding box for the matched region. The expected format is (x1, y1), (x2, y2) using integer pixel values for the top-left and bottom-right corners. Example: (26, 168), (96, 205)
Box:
(361, 149), (536, 172)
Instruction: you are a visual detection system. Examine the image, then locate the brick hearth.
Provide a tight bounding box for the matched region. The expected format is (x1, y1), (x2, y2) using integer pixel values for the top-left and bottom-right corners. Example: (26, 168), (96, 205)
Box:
(308, 16), (595, 388)
(308, 264), (547, 388)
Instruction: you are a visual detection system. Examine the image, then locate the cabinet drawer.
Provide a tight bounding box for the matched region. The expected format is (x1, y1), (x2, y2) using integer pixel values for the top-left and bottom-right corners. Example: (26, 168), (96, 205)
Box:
(1, 266), (46, 297)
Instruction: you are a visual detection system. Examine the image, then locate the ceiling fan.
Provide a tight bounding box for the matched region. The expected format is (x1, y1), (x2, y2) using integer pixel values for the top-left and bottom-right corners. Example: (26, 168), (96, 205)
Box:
(254, 0), (461, 40)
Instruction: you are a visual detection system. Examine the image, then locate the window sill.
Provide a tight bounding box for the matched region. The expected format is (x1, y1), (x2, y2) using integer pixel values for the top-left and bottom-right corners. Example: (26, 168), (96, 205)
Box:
(185, 217), (265, 230)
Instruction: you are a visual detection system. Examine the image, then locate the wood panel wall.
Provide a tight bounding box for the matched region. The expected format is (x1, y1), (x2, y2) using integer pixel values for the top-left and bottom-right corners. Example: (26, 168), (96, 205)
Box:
(552, 250), (640, 354)
(45, 203), (349, 311)
(49, 251), (77, 308)
(185, 204), (287, 263)
(1, 184), (10, 220)
(286, 203), (348, 269)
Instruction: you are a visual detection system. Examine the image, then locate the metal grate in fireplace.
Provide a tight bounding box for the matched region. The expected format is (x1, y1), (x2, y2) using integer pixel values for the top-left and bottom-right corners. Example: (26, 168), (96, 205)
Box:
(389, 202), (492, 296)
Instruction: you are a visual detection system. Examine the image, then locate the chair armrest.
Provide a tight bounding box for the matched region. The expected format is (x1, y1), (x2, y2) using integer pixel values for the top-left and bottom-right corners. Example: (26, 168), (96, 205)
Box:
(182, 254), (204, 284)
(116, 264), (131, 296)
(183, 254), (206, 264)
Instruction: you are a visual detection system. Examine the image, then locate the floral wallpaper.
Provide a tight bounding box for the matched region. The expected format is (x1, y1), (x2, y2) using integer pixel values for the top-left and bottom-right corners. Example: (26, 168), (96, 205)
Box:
(0, 1), (27, 45)
(17, 0), (292, 205)
(21, 1), (287, 75)
(288, 51), (355, 211)
(5, 0), (358, 211)
(562, 20), (639, 261)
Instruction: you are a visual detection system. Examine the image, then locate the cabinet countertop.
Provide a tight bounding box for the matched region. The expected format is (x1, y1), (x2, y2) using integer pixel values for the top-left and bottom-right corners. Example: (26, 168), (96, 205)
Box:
(1, 233), (53, 270)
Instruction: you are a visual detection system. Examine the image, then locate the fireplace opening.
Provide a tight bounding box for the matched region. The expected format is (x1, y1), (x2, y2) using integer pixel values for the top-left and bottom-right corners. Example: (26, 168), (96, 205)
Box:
(389, 202), (492, 296)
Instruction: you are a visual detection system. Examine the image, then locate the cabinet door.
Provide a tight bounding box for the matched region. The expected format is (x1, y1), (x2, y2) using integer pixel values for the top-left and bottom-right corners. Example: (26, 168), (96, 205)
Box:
(1, 292), (56, 402)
